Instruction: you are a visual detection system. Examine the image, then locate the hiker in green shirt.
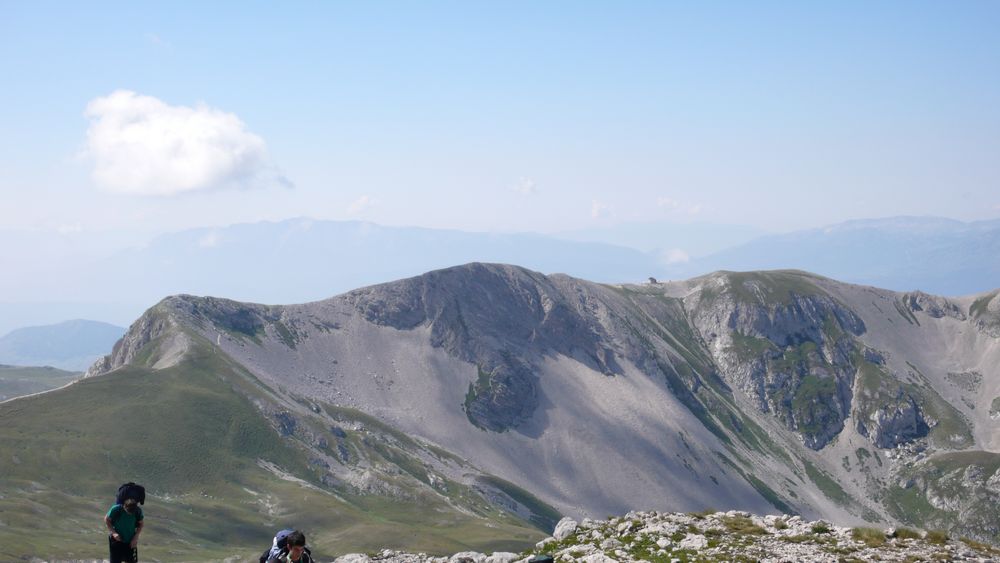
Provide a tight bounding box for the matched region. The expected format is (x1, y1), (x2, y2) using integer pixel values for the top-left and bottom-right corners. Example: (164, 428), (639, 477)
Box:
(105, 498), (144, 563)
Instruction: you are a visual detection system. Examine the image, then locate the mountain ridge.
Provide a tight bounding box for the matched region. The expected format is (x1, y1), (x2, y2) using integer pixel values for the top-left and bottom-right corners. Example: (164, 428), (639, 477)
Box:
(86, 264), (1000, 539)
(5, 263), (1000, 559)
(666, 217), (1000, 296)
(6, 214), (1000, 336)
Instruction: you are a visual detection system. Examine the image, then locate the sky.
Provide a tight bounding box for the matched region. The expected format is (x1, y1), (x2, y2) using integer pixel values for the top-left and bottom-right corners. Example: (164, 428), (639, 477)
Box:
(2, 1), (1000, 239)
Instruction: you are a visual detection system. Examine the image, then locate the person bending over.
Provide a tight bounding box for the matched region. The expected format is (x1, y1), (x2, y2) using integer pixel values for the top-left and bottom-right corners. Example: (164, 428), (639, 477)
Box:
(105, 498), (143, 563)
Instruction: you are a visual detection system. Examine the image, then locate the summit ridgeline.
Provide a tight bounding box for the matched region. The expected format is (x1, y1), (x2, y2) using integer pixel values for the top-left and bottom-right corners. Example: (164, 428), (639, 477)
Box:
(5, 263), (1000, 559)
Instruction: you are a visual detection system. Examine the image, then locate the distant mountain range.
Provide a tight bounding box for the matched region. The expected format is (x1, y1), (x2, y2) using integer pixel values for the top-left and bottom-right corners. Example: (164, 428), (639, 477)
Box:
(0, 319), (125, 371)
(81, 218), (664, 306)
(3, 264), (999, 559)
(1, 216), (998, 335)
(553, 220), (766, 255)
(664, 217), (1000, 296)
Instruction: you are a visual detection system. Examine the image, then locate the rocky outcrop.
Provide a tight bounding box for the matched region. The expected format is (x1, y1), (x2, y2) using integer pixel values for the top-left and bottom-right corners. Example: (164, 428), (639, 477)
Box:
(892, 452), (1000, 543)
(970, 291), (1000, 337)
(856, 393), (930, 448)
(688, 271), (865, 449)
(86, 302), (183, 376)
(553, 516), (579, 540)
(902, 291), (966, 320)
(331, 510), (1000, 562)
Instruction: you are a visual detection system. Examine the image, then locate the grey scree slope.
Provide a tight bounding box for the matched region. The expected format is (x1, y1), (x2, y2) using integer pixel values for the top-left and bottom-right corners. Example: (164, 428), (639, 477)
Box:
(91, 262), (1000, 537)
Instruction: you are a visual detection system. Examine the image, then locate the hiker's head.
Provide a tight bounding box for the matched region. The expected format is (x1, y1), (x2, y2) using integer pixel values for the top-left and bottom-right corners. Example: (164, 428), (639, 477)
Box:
(285, 530), (306, 559)
(123, 499), (138, 514)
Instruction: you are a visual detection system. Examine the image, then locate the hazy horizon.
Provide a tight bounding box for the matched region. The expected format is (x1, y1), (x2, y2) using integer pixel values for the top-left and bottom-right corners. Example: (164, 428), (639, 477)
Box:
(3, 2), (1000, 331)
(3, 3), (999, 235)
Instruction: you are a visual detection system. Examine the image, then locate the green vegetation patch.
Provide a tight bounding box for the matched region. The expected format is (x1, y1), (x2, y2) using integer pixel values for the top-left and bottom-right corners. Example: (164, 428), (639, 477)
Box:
(322, 404), (425, 454)
(884, 485), (947, 529)
(721, 515), (768, 535)
(811, 521), (832, 534)
(716, 271), (827, 306)
(0, 343), (310, 493)
(272, 320), (301, 349)
(802, 460), (855, 509)
(728, 332), (775, 361)
(969, 291), (999, 318)
(655, 358), (731, 447)
(891, 527), (922, 540)
(0, 365), (81, 401)
(788, 373), (840, 438)
(916, 383), (974, 449)
(893, 300), (920, 326)
(0, 337), (546, 560)
(851, 527), (886, 547)
(961, 537), (1000, 557)
(925, 529), (949, 545)
(716, 454), (797, 514)
(476, 475), (562, 531)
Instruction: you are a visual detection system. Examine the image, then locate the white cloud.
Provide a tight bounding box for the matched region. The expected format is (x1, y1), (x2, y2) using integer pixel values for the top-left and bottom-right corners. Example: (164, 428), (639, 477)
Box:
(511, 178), (538, 195)
(657, 196), (704, 217)
(591, 200), (612, 219)
(347, 195), (378, 215)
(198, 231), (221, 248)
(56, 223), (84, 235)
(660, 248), (690, 264)
(84, 90), (288, 196)
(657, 197), (680, 210)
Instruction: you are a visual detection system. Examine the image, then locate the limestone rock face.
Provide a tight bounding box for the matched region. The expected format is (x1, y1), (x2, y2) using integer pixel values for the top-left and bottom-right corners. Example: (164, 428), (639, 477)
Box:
(345, 264), (620, 431)
(687, 271), (865, 449)
(970, 291), (1000, 337)
(856, 393), (930, 448)
(553, 517), (579, 540)
(902, 291), (967, 320)
(86, 301), (183, 376)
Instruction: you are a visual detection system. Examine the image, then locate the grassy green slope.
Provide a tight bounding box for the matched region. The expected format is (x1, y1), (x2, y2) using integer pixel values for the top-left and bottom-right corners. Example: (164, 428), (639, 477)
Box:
(0, 364), (80, 401)
(0, 336), (543, 561)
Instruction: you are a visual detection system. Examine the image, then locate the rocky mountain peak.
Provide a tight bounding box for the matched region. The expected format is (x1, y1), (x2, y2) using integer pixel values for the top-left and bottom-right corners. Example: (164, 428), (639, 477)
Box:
(345, 263), (621, 431)
(86, 299), (189, 377)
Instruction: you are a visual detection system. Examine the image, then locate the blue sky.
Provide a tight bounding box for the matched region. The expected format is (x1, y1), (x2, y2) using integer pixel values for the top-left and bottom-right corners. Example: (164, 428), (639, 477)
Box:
(2, 1), (999, 237)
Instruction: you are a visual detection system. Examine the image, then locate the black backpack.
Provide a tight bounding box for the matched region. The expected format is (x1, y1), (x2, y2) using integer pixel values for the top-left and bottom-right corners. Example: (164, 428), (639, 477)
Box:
(259, 529), (312, 563)
(115, 482), (145, 506)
